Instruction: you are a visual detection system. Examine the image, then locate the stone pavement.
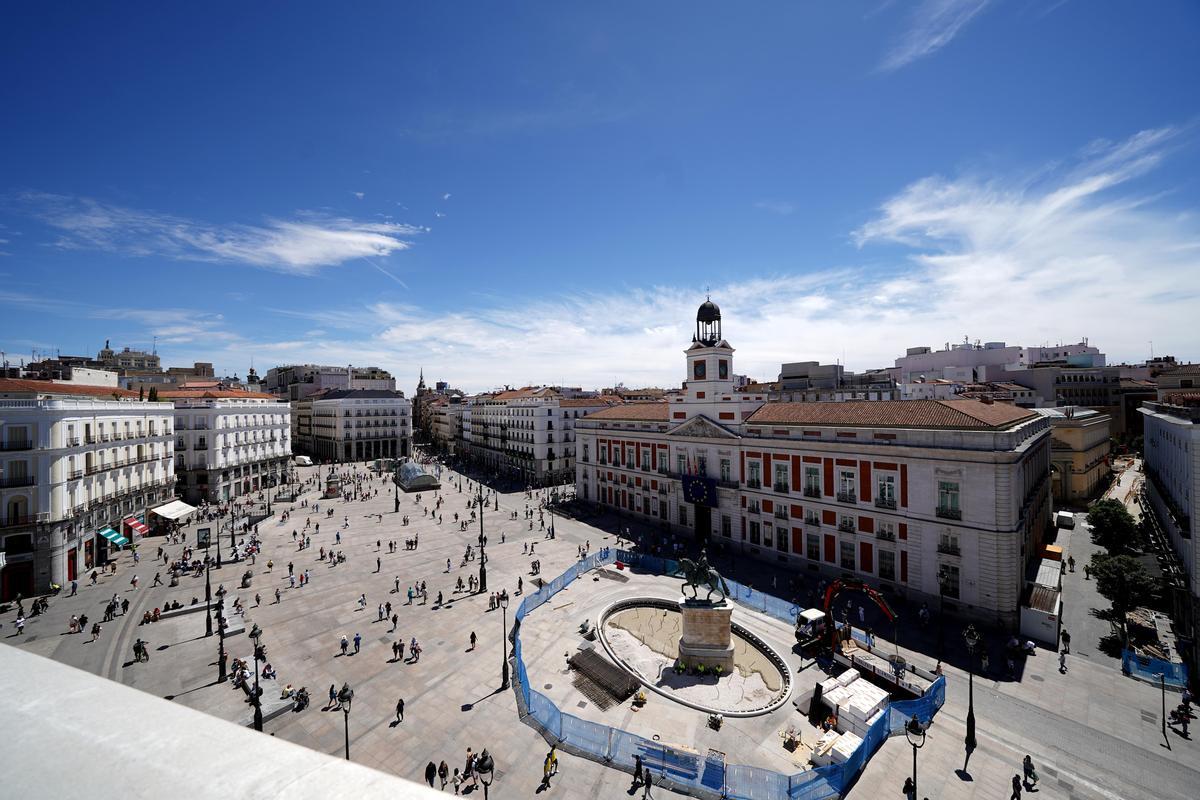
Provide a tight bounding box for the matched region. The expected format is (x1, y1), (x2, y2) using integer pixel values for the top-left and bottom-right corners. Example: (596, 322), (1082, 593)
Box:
(5, 455), (1198, 800)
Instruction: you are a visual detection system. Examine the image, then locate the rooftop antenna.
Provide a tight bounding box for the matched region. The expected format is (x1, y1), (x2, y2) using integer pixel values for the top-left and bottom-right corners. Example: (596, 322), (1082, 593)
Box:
(1150, 340), (1154, 359)
(152, 335), (158, 355)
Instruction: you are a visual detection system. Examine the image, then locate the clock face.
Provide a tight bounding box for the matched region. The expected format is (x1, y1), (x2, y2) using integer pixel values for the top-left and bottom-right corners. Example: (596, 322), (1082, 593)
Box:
(694, 360), (706, 380)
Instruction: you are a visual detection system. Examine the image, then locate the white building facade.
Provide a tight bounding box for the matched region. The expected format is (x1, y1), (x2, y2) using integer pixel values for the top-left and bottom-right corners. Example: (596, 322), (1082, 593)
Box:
(0, 379), (175, 599)
(309, 389), (411, 463)
(575, 303), (1052, 627)
(164, 390), (291, 504)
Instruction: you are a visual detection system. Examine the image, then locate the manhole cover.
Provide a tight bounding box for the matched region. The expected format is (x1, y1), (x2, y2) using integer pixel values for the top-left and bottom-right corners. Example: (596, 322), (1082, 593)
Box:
(544, 683), (553, 690)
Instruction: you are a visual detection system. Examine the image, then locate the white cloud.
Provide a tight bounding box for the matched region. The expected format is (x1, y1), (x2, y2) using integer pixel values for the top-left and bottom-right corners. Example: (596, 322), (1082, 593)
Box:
(353, 192), (365, 200)
(19, 193), (421, 275)
(880, 0), (991, 72)
(442, 193), (452, 200)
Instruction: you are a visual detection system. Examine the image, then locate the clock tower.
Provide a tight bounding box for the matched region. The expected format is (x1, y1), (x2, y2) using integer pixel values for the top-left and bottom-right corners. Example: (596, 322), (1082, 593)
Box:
(682, 298), (736, 420)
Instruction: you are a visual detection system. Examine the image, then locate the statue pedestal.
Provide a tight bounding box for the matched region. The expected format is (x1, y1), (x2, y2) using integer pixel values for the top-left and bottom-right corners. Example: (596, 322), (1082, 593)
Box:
(677, 597), (735, 672)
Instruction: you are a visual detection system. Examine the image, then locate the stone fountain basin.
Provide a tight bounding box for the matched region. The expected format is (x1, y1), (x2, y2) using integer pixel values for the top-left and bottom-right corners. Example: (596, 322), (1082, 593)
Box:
(597, 597), (793, 717)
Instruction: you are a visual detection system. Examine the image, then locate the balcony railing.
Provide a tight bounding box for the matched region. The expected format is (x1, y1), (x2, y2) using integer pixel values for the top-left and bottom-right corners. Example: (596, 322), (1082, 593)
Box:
(66, 437), (81, 447)
(937, 542), (961, 556)
(803, 486), (821, 499)
(773, 509), (789, 521)
(747, 503), (761, 514)
(773, 482), (790, 493)
(836, 491), (857, 504)
(805, 517), (820, 527)
(0, 475), (36, 488)
(837, 519), (856, 533)
(746, 479), (762, 489)
(69, 469), (84, 480)
(0, 514), (35, 528)
(936, 506), (962, 520)
(876, 529), (896, 541)
(875, 496), (897, 510)
(0, 441), (34, 451)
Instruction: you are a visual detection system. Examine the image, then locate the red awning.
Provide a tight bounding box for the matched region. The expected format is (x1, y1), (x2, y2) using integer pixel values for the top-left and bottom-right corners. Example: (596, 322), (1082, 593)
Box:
(124, 518), (150, 536)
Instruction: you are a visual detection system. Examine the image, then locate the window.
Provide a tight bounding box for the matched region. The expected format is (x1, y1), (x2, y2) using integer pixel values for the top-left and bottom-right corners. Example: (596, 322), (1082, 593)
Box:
(747, 462), (761, 488)
(876, 475), (897, 508)
(938, 531), (960, 556)
(805, 509), (820, 526)
(878, 550), (896, 581)
(877, 521), (896, 541)
(721, 515), (732, 538)
(937, 481), (961, 519)
(838, 515), (856, 533)
(838, 470), (856, 502)
(679, 505), (688, 526)
(804, 466), (821, 497)
(582, 443), (589, 463)
(625, 447), (634, 469)
(749, 520), (760, 545)
(763, 523), (773, 548)
(776, 527), (788, 552)
(807, 533), (821, 560)
(774, 463), (789, 493)
(840, 540), (856, 570)
(697, 454), (707, 475)
(720, 458), (731, 483)
(677, 454), (686, 475)
(641, 450), (651, 471)
(694, 360), (706, 380)
(939, 564), (961, 599)
(719, 359), (729, 380)
(658, 452), (667, 473)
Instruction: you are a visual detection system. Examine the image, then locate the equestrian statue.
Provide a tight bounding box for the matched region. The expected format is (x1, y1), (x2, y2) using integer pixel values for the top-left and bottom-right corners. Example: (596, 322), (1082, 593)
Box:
(677, 549), (730, 603)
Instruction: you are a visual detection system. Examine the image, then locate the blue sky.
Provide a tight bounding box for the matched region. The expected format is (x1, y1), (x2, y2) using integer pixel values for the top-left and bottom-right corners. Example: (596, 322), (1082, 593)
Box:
(2, 1), (1198, 392)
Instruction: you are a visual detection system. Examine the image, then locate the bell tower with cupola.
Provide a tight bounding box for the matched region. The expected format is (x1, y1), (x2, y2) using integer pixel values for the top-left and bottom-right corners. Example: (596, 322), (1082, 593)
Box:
(679, 298), (736, 420)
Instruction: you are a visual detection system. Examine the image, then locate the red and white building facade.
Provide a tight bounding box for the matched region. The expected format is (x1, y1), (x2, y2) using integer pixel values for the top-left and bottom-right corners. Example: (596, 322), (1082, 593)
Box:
(575, 302), (1052, 626)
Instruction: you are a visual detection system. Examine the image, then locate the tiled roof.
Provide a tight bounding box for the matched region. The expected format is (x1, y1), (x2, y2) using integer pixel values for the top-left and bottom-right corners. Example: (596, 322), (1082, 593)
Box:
(159, 389), (278, 400)
(1165, 392), (1200, 407)
(0, 379), (141, 399)
(492, 387), (560, 401)
(583, 402), (670, 421)
(745, 399), (1037, 430)
(559, 397), (620, 408)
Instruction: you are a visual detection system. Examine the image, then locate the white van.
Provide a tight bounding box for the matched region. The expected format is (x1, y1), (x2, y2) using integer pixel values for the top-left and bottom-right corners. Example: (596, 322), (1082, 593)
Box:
(294, 455), (313, 467)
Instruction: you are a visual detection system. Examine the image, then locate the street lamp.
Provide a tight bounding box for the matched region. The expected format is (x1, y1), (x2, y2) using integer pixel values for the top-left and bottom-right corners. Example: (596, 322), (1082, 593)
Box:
(250, 623), (264, 732)
(477, 485), (488, 593)
(962, 623), (981, 771)
(476, 749), (495, 799)
(204, 549), (213, 637)
(215, 585), (228, 682)
(338, 682), (354, 760)
(936, 565), (949, 664)
(905, 714), (927, 800)
(500, 592), (510, 689)
(228, 503), (236, 560)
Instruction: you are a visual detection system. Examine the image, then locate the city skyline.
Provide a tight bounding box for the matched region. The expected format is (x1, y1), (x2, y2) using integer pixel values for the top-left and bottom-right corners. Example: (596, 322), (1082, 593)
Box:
(3, 2), (1198, 392)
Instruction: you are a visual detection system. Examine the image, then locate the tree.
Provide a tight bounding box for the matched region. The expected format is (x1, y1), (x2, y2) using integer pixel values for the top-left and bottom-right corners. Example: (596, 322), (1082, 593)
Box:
(1090, 553), (1158, 645)
(1087, 498), (1138, 553)
(148, 386), (159, 402)
(139, 386), (145, 401)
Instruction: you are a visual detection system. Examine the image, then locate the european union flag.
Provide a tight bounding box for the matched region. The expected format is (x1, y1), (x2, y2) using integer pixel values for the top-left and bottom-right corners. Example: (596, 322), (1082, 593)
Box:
(682, 475), (718, 508)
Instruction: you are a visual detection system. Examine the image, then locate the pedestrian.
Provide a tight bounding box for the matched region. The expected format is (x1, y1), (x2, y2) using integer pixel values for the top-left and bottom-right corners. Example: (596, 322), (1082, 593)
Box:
(1011, 774), (1022, 800)
(470, 631), (477, 650)
(275, 587), (282, 604)
(340, 634), (349, 655)
(395, 697), (405, 722)
(425, 761), (437, 787)
(15, 615), (25, 635)
(632, 754), (643, 788)
(438, 760), (449, 789)
(1059, 649), (1068, 673)
(391, 613), (398, 632)
(328, 684), (337, 709)
(1022, 755), (1039, 789)
(1068, 555), (1076, 572)
(1061, 629), (1071, 654)
(354, 632), (362, 654)
(255, 592), (261, 607)
(90, 622), (102, 642)
(643, 769), (653, 798)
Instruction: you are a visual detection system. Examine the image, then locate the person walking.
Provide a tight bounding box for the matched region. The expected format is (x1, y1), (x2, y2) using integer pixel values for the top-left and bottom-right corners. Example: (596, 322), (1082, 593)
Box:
(390, 613), (398, 632)
(632, 755), (643, 789)
(469, 631), (477, 651)
(1059, 649), (1068, 673)
(354, 632), (362, 654)
(340, 634), (349, 656)
(90, 622), (102, 642)
(1010, 774), (1022, 800)
(1022, 755), (1039, 790)
(643, 769), (654, 798)
(1061, 629), (1072, 654)
(274, 587), (282, 604)
(395, 697), (405, 722)
(424, 761), (437, 787)
(438, 760), (449, 789)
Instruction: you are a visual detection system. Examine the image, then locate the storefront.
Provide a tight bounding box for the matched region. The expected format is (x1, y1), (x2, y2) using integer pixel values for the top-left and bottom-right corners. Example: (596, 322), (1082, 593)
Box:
(123, 515), (150, 543)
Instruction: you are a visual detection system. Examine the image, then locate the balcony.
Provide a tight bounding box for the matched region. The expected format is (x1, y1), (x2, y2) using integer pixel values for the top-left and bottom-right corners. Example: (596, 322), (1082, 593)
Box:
(746, 479), (762, 490)
(0, 475), (36, 489)
(773, 482), (789, 493)
(0, 441), (34, 451)
(773, 509), (789, 521)
(935, 506), (962, 520)
(803, 487), (821, 499)
(805, 517), (821, 528)
(84, 435), (98, 444)
(66, 437), (81, 447)
(837, 519), (856, 533)
(0, 514), (35, 528)
(194, 444), (209, 451)
(68, 469), (84, 480)
(836, 491), (857, 504)
(875, 496), (896, 510)
(937, 541), (961, 556)
(876, 529), (896, 541)
(747, 503), (761, 514)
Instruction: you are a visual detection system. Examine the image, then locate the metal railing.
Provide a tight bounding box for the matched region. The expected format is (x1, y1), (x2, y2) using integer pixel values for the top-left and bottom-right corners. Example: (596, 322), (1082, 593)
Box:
(837, 491), (857, 504)
(0, 475), (36, 488)
(937, 542), (961, 556)
(803, 486), (821, 499)
(935, 506), (962, 520)
(0, 441), (34, 451)
(838, 519), (856, 533)
(875, 496), (896, 509)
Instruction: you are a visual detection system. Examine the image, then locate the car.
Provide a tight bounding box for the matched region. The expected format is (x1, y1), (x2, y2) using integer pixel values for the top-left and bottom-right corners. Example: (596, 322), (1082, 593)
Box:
(294, 455), (313, 467)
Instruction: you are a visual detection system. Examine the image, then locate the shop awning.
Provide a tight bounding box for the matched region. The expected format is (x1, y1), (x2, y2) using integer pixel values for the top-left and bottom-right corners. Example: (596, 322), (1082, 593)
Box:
(99, 527), (129, 547)
(151, 499), (197, 521)
(124, 517), (150, 536)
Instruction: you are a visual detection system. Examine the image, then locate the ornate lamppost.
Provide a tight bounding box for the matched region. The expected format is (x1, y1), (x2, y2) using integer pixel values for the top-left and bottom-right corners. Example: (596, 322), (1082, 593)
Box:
(338, 682), (354, 760)
(215, 584), (228, 682)
(500, 593), (510, 689)
(477, 484), (488, 593)
(936, 565), (949, 664)
(905, 714), (927, 799)
(476, 749), (495, 799)
(204, 545), (214, 637)
(962, 623), (980, 771)
(250, 623), (264, 732)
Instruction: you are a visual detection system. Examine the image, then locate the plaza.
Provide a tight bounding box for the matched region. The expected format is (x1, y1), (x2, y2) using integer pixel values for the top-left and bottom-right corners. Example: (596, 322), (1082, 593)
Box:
(4, 458), (1200, 800)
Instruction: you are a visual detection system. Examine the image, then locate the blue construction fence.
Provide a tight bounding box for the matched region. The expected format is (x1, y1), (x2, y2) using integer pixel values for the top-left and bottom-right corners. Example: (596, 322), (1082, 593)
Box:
(512, 549), (946, 800)
(1122, 649), (1189, 689)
